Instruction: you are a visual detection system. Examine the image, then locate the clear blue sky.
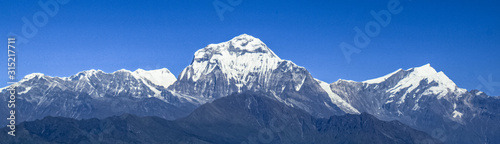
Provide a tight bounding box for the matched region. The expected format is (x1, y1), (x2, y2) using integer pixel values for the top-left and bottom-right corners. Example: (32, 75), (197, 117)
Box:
(1, 0), (499, 96)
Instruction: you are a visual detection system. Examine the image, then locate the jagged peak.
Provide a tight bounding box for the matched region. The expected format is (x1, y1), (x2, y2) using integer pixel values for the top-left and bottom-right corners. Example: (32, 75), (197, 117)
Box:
(113, 69), (132, 73)
(194, 34), (280, 62)
(231, 33), (256, 40)
(408, 63), (438, 76)
(186, 34), (284, 82)
(72, 69), (104, 76)
(381, 64), (467, 99)
(362, 64), (446, 84)
(23, 73), (45, 80)
(132, 68), (177, 88)
(134, 68), (172, 74)
(403, 64), (457, 87)
(341, 64), (464, 96)
(334, 79), (358, 84)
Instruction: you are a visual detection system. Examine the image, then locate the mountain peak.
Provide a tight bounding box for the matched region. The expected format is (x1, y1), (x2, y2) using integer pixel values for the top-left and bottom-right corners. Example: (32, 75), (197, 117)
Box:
(363, 64), (439, 84)
(231, 33), (256, 41)
(404, 64), (454, 86)
(409, 63), (438, 76)
(196, 34), (279, 60)
(185, 34), (283, 82)
(383, 64), (466, 99)
(23, 73), (45, 80)
(133, 68), (177, 88)
(357, 64), (466, 99)
(113, 69), (132, 73)
(134, 68), (171, 74)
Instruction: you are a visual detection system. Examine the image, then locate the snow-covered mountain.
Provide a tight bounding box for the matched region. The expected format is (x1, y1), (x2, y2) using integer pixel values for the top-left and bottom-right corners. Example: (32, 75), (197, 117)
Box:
(170, 34), (347, 117)
(0, 68), (197, 122)
(329, 64), (468, 121)
(325, 64), (500, 143)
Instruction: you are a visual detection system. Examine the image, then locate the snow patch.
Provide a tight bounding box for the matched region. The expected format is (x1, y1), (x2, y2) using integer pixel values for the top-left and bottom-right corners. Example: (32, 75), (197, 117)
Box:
(363, 69), (402, 84)
(295, 77), (306, 91)
(385, 99), (394, 104)
(316, 79), (360, 114)
(18, 87), (32, 95)
(452, 110), (463, 118)
(23, 73), (45, 80)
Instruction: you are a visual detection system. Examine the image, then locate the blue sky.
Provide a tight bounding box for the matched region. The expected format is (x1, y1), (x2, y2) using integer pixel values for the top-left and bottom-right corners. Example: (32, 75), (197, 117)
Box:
(1, 0), (499, 96)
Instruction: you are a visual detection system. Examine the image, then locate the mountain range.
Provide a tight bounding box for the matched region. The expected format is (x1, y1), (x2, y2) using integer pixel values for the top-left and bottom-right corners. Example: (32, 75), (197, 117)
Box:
(0, 92), (441, 144)
(1, 34), (499, 143)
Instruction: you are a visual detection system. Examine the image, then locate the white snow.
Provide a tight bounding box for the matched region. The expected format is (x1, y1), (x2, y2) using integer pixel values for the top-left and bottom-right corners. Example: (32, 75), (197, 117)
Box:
(139, 78), (162, 98)
(475, 91), (484, 95)
(385, 64), (466, 100)
(363, 69), (402, 84)
(22, 73), (45, 80)
(316, 79), (360, 114)
(133, 68), (177, 88)
(452, 110), (463, 118)
(295, 77), (306, 91)
(235, 83), (244, 92)
(385, 99), (394, 104)
(0, 73), (47, 92)
(412, 104), (420, 110)
(18, 87), (32, 95)
(187, 34), (282, 86)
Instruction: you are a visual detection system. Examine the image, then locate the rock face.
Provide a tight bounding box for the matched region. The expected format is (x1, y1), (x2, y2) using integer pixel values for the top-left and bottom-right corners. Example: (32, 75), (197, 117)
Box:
(0, 92), (441, 144)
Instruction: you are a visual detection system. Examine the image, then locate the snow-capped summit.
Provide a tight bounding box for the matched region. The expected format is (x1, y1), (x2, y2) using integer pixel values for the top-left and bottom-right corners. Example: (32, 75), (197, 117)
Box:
(181, 34), (282, 83)
(201, 34), (278, 56)
(69, 69), (104, 81)
(382, 64), (466, 99)
(133, 68), (177, 88)
(22, 73), (46, 80)
(363, 64), (442, 84)
(197, 34), (279, 58)
(410, 63), (437, 76)
(361, 64), (465, 98)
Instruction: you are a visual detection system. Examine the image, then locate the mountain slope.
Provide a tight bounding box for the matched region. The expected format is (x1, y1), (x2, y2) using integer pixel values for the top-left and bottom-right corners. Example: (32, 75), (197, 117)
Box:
(326, 64), (500, 144)
(1, 92), (441, 144)
(170, 34), (349, 117)
(0, 68), (196, 122)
